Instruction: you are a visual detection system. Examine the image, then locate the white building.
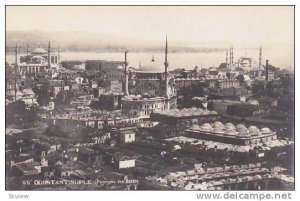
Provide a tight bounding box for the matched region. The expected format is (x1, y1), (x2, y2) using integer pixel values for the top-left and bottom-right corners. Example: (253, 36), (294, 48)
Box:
(120, 131), (135, 143)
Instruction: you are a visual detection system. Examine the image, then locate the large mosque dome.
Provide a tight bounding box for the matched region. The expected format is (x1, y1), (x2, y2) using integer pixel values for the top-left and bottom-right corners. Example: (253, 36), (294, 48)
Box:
(139, 57), (164, 73)
(32, 47), (47, 54)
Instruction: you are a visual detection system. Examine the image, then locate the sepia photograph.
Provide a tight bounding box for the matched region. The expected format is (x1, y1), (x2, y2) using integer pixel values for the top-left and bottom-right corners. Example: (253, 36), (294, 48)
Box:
(4, 5), (295, 193)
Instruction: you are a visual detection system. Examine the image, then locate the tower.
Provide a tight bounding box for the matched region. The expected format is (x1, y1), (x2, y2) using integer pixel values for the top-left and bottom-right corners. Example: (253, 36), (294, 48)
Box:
(124, 51), (129, 96)
(229, 46), (233, 68)
(26, 44), (29, 56)
(231, 46), (234, 68)
(226, 48), (228, 67)
(152, 54), (155, 62)
(58, 45), (61, 64)
(265, 60), (269, 81)
(14, 42), (18, 101)
(15, 43), (18, 68)
(259, 46), (262, 69)
(48, 42), (51, 69)
(164, 35), (169, 99)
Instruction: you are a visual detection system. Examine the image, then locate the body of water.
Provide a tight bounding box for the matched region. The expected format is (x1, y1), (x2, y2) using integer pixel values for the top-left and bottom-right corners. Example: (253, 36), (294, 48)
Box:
(6, 47), (293, 70)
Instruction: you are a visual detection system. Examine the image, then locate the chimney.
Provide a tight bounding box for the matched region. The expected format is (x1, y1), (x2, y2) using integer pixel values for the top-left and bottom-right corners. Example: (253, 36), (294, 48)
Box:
(265, 60), (269, 81)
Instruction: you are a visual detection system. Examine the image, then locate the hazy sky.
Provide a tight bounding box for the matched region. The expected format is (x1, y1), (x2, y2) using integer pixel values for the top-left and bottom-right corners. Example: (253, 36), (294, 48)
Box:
(6, 6), (294, 46)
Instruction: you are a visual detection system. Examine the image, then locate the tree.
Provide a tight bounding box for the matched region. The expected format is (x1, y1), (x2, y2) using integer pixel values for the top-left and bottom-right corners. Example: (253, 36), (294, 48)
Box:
(44, 125), (68, 138)
(6, 100), (38, 125)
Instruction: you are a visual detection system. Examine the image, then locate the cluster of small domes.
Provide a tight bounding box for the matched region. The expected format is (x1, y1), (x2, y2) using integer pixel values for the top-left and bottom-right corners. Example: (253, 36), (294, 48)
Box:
(190, 122), (272, 137)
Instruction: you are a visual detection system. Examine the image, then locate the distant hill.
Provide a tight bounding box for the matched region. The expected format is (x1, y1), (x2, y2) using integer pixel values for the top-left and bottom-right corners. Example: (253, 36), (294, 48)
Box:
(6, 30), (224, 53)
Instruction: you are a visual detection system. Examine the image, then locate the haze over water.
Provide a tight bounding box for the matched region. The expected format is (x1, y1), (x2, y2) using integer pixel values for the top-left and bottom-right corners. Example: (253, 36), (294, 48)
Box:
(6, 45), (294, 70)
(6, 6), (294, 70)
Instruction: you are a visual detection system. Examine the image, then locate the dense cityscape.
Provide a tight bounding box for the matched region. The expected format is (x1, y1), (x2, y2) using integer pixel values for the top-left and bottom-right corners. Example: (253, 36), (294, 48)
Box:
(5, 36), (294, 190)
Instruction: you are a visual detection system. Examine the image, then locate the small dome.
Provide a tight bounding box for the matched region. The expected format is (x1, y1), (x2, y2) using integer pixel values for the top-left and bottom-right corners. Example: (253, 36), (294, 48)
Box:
(190, 124), (200, 130)
(197, 108), (204, 112)
(236, 124), (247, 131)
(210, 111), (218, 115)
(225, 123), (235, 130)
(201, 123), (213, 131)
(213, 121), (224, 129)
(248, 125), (258, 130)
(202, 110), (210, 115)
(190, 107), (198, 112)
(173, 145), (182, 151)
(182, 108), (188, 112)
(248, 126), (260, 135)
(261, 127), (271, 133)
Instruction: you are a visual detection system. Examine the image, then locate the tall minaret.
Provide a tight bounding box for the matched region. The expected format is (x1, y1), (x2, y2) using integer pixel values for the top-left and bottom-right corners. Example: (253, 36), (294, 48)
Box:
(259, 46), (262, 69)
(14, 43), (18, 101)
(48, 42), (51, 69)
(15, 43), (18, 67)
(231, 46), (234, 67)
(225, 48), (228, 67)
(58, 45), (61, 63)
(164, 35), (169, 99)
(124, 51), (129, 96)
(230, 46), (232, 66)
(26, 44), (29, 56)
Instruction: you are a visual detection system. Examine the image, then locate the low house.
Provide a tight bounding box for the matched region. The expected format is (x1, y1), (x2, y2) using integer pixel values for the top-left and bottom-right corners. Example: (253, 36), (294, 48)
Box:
(13, 161), (42, 176)
(56, 161), (85, 177)
(112, 152), (135, 169)
(120, 131), (136, 143)
(78, 147), (102, 165)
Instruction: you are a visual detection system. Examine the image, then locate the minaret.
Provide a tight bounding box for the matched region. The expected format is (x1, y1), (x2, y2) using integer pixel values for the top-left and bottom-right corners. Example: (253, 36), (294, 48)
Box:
(48, 42), (51, 69)
(152, 54), (155, 62)
(15, 43), (18, 67)
(231, 46), (234, 68)
(58, 45), (61, 63)
(164, 35), (169, 99)
(229, 46), (232, 68)
(259, 46), (262, 69)
(26, 44), (29, 56)
(124, 51), (129, 96)
(14, 43), (18, 101)
(226, 48), (228, 67)
(139, 60), (142, 69)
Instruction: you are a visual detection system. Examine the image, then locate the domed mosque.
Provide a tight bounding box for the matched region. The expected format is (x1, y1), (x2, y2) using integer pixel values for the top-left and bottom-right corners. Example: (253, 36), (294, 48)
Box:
(122, 36), (177, 118)
(19, 42), (60, 75)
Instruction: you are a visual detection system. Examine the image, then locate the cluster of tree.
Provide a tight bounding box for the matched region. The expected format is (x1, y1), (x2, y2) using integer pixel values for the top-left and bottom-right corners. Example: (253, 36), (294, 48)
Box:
(44, 125), (68, 138)
(6, 100), (38, 126)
